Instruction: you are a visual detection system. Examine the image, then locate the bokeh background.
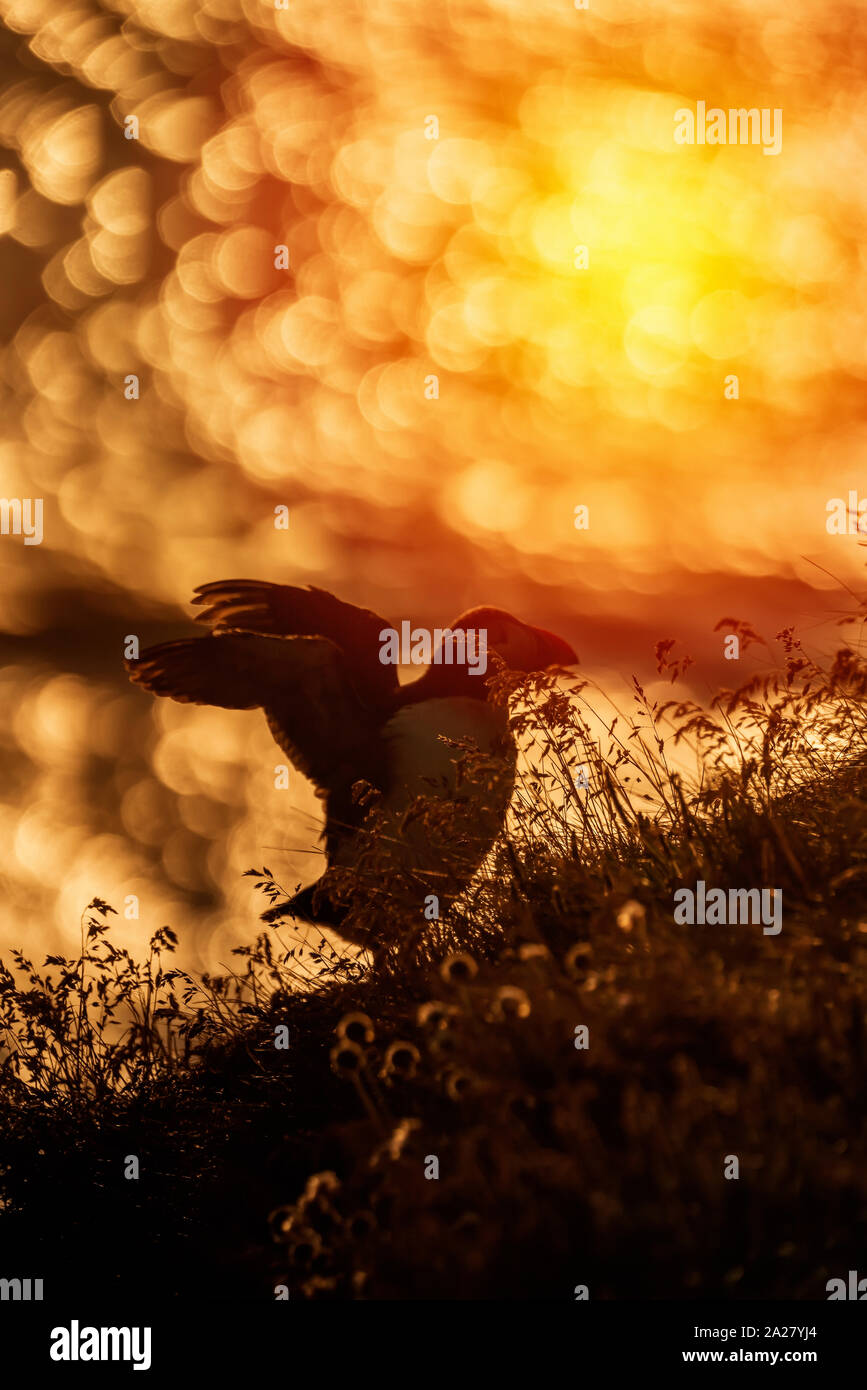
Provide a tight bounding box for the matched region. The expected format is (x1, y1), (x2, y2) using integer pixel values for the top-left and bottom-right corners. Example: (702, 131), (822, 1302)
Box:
(0, 0), (865, 970)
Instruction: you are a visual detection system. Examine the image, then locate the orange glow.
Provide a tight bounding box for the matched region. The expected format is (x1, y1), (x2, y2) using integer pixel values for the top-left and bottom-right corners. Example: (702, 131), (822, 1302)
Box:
(0, 0), (864, 968)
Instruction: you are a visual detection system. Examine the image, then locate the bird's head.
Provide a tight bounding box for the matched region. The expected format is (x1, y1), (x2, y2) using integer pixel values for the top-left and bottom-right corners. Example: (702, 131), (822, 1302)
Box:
(442, 606), (578, 674)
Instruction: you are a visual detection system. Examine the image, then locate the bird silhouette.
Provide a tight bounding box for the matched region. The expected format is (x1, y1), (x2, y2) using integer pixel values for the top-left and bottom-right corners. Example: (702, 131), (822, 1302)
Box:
(127, 582), (577, 946)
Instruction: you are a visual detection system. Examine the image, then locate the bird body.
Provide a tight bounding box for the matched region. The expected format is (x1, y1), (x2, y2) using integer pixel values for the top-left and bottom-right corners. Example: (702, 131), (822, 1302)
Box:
(380, 696), (510, 808)
(127, 582), (577, 945)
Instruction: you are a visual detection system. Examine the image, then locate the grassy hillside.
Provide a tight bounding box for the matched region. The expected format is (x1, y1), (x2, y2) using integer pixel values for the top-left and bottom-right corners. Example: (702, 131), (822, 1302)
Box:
(1, 615), (865, 1300)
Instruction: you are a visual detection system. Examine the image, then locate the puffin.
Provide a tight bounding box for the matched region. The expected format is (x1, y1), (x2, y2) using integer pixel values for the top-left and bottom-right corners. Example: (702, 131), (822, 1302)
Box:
(127, 581), (577, 947)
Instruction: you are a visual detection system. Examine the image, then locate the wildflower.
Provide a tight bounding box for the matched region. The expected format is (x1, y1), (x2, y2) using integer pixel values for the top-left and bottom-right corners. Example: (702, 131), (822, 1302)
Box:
(304, 1171), (340, 1202)
(268, 1205), (295, 1240)
(371, 1117), (421, 1165)
(517, 942), (550, 962)
(330, 1039), (365, 1076)
(444, 1068), (475, 1100)
(416, 999), (456, 1029)
(336, 1011), (374, 1044)
(382, 1040), (421, 1079)
(489, 985), (531, 1020)
(564, 941), (593, 976)
(616, 899), (646, 932)
(440, 952), (477, 984)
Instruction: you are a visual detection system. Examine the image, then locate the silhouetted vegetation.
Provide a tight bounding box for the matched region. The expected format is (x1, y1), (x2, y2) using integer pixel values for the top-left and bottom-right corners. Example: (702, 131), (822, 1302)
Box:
(1, 612), (866, 1300)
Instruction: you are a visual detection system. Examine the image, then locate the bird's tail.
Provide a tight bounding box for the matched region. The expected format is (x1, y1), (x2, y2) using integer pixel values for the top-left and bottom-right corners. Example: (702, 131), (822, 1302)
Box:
(260, 877), (347, 929)
(260, 875), (387, 952)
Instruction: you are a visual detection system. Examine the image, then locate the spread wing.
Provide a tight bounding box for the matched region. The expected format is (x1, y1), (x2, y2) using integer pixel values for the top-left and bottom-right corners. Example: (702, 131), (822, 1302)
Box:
(127, 632), (383, 797)
(191, 580), (398, 706)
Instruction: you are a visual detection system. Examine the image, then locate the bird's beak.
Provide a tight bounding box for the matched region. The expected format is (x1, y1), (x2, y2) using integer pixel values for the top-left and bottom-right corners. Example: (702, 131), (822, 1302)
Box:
(529, 625), (579, 669)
